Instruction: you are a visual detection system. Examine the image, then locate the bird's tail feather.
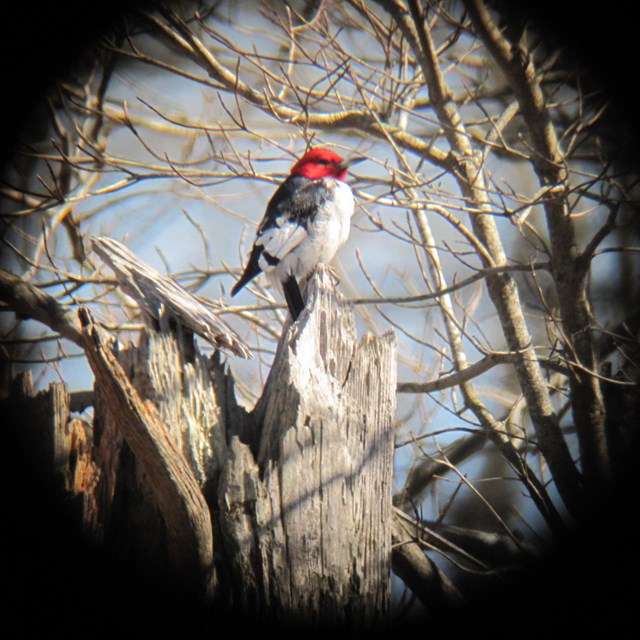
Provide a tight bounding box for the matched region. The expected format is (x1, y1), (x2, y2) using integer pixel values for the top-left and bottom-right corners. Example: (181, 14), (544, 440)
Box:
(283, 275), (305, 320)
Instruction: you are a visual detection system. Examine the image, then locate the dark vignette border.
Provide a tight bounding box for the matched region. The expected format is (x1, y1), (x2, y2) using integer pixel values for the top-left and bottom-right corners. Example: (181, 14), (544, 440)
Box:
(1, 1), (638, 635)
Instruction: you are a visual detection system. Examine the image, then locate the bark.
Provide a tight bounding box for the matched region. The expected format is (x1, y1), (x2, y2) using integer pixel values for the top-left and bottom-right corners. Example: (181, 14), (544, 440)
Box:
(217, 266), (397, 626)
(2, 265), (397, 626)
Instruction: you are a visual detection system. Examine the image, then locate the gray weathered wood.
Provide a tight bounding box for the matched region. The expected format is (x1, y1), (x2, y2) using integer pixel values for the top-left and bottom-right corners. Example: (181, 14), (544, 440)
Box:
(90, 235), (252, 359)
(80, 308), (215, 595)
(218, 266), (397, 626)
(4, 264), (397, 624)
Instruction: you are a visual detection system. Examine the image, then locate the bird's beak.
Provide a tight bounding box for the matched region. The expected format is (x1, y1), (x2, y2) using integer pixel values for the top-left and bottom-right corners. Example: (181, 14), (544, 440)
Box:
(340, 156), (366, 170)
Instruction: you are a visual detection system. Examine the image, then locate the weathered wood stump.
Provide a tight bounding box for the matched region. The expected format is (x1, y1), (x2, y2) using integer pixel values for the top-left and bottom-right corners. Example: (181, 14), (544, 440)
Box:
(219, 267), (397, 625)
(5, 265), (397, 627)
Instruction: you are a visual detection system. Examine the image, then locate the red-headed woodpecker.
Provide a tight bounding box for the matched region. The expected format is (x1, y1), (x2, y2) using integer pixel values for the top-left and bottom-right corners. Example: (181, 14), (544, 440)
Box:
(231, 147), (365, 319)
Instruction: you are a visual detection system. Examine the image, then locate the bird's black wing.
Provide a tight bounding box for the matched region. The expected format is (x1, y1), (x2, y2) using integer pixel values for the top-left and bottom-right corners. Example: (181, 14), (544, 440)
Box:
(257, 175), (330, 233)
(230, 241), (263, 296)
(231, 176), (330, 296)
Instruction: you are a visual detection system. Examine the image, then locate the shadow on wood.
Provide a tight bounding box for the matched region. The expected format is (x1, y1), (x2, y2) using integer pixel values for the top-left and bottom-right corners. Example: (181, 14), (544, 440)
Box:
(219, 266), (397, 626)
(4, 265), (397, 629)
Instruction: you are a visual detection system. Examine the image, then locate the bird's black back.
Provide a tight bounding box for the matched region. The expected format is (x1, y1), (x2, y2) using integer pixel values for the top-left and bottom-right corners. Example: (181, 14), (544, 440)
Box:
(257, 175), (331, 234)
(231, 175), (331, 296)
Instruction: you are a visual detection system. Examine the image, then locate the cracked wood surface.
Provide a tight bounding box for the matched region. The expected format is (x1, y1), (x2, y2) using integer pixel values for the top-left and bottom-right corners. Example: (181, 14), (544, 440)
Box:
(218, 266), (397, 625)
(5, 266), (396, 624)
(79, 307), (215, 594)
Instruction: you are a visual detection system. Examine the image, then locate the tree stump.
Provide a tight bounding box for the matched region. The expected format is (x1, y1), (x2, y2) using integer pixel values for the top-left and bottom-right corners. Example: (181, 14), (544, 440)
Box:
(218, 267), (397, 626)
(5, 265), (397, 627)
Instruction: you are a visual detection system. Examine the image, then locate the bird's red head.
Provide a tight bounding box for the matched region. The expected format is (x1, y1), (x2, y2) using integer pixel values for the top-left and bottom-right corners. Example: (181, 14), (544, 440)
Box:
(290, 147), (364, 181)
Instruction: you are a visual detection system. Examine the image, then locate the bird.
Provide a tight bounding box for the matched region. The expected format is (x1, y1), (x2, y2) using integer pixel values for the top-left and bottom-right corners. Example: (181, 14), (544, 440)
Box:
(230, 147), (365, 320)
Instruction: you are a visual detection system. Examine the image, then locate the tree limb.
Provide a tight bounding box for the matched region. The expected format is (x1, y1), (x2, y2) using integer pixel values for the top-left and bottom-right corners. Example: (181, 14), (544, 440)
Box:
(0, 268), (83, 347)
(394, 430), (488, 510)
(392, 512), (465, 613)
(464, 0), (611, 494)
(397, 352), (513, 393)
(377, 0), (585, 517)
(149, 7), (453, 170)
(421, 520), (541, 566)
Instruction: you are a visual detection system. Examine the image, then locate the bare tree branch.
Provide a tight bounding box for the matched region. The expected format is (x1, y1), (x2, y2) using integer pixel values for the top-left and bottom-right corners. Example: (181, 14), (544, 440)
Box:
(464, 0), (611, 494)
(392, 511), (465, 613)
(377, 0), (585, 516)
(0, 268), (83, 347)
(398, 352), (512, 393)
(394, 430), (487, 509)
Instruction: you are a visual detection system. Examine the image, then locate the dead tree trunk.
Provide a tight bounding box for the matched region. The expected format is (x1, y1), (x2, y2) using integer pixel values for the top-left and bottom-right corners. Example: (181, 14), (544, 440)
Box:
(218, 267), (397, 625)
(5, 265), (397, 627)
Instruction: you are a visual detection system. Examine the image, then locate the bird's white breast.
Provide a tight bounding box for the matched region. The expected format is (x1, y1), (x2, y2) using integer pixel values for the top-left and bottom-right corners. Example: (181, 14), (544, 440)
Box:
(305, 179), (353, 258)
(264, 178), (354, 293)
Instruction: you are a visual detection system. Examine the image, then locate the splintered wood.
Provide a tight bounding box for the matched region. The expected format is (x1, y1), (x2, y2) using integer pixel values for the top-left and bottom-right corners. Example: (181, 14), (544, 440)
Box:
(8, 265), (396, 626)
(219, 266), (397, 625)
